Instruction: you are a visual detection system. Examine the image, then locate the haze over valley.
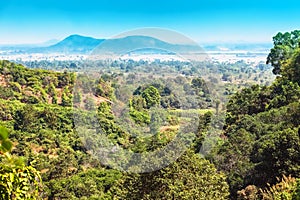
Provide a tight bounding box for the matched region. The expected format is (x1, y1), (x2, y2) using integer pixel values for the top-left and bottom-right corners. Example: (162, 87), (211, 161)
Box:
(0, 34), (271, 65)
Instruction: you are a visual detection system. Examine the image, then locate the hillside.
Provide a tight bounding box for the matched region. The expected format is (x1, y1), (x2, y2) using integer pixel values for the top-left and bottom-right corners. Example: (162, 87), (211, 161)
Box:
(0, 60), (229, 199)
(209, 30), (300, 199)
(93, 35), (201, 55)
(30, 35), (104, 54)
(0, 30), (300, 200)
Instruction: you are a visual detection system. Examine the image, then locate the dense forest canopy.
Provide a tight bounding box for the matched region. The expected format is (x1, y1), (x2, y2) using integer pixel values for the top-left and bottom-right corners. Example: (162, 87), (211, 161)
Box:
(0, 30), (299, 199)
(213, 30), (300, 199)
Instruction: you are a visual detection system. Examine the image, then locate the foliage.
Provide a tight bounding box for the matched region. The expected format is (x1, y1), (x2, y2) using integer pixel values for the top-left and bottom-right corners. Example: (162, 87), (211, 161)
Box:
(141, 86), (161, 109)
(0, 40), (288, 200)
(267, 30), (300, 75)
(111, 151), (230, 200)
(281, 48), (300, 85)
(252, 128), (300, 186)
(46, 169), (121, 200)
(260, 175), (300, 200)
(211, 30), (300, 199)
(0, 126), (42, 200)
(0, 126), (13, 153)
(0, 60), (74, 106)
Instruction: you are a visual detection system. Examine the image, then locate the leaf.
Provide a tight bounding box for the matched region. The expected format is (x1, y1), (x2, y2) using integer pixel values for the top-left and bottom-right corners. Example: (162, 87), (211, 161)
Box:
(0, 126), (9, 141)
(1, 140), (13, 152)
(9, 173), (14, 183)
(21, 186), (30, 191)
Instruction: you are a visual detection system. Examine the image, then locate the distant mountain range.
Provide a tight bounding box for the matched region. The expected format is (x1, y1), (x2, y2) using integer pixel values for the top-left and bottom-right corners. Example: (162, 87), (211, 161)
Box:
(0, 34), (272, 55)
(32, 35), (203, 54)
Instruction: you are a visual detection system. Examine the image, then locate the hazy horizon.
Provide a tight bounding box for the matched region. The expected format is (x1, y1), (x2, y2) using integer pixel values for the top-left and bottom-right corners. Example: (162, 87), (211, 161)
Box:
(0, 33), (274, 46)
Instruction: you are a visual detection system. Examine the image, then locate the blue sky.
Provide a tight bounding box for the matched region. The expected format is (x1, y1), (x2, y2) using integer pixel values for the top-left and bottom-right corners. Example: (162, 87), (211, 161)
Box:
(0, 0), (300, 44)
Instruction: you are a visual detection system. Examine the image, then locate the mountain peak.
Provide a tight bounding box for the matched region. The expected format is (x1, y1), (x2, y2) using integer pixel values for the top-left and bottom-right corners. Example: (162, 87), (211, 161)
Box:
(43, 34), (104, 53)
(65, 34), (96, 40)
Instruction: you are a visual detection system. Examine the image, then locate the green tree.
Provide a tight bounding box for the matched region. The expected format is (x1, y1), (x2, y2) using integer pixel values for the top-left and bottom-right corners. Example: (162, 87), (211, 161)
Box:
(129, 96), (150, 125)
(14, 104), (38, 132)
(191, 77), (209, 95)
(130, 96), (146, 111)
(112, 151), (229, 200)
(142, 86), (161, 109)
(47, 169), (121, 199)
(281, 48), (300, 84)
(267, 30), (300, 75)
(251, 128), (300, 186)
(213, 128), (255, 197)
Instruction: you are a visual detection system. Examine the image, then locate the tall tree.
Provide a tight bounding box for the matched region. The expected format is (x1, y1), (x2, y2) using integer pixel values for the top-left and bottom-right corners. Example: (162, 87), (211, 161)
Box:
(267, 30), (300, 75)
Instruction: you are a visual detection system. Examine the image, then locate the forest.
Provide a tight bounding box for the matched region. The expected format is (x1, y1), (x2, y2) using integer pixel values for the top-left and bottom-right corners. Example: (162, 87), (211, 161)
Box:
(0, 30), (299, 200)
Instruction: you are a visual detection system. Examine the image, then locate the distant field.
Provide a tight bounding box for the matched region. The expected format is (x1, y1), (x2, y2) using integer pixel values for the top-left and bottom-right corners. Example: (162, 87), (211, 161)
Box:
(169, 108), (214, 116)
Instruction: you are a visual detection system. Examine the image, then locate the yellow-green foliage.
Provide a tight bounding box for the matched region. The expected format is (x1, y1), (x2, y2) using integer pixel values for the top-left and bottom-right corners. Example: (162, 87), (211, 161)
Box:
(0, 60), (74, 106)
(261, 175), (299, 200)
(0, 126), (42, 200)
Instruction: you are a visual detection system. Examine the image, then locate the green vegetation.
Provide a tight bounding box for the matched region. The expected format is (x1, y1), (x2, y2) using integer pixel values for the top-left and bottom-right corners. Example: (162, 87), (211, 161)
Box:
(0, 60), (229, 199)
(112, 150), (229, 200)
(0, 126), (41, 200)
(0, 30), (300, 199)
(210, 30), (300, 199)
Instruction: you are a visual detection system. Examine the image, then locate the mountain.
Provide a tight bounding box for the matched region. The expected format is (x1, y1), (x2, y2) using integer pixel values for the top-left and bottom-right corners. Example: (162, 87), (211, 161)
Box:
(30, 35), (104, 53)
(93, 35), (201, 55)
(27, 35), (202, 55)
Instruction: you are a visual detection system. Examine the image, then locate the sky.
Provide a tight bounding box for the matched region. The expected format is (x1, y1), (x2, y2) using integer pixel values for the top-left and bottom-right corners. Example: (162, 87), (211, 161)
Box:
(0, 0), (300, 44)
